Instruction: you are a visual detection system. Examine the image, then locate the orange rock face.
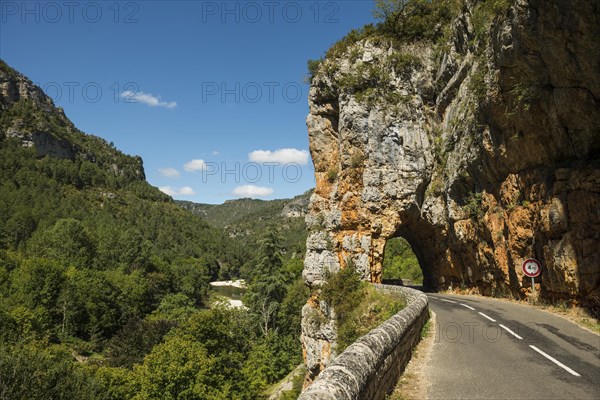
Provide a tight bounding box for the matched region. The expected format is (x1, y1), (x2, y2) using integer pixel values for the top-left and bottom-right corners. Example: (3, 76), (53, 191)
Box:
(301, 0), (600, 382)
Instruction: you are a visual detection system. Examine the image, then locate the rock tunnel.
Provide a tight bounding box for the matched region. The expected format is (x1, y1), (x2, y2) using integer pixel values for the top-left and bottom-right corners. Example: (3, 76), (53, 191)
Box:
(301, 0), (600, 383)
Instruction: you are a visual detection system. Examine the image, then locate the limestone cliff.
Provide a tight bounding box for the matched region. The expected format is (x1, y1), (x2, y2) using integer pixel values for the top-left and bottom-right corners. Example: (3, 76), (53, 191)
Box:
(301, 0), (599, 381)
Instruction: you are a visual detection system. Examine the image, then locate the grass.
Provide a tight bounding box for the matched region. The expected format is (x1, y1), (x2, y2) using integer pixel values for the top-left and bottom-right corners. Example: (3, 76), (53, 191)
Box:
(349, 152), (365, 169)
(321, 265), (407, 352)
(426, 175), (444, 197)
(338, 285), (407, 351)
(265, 364), (306, 400)
(420, 314), (431, 339)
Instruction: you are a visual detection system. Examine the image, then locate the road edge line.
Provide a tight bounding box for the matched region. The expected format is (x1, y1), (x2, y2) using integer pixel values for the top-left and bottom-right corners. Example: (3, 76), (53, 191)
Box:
(478, 312), (496, 322)
(529, 345), (581, 377)
(499, 324), (523, 340)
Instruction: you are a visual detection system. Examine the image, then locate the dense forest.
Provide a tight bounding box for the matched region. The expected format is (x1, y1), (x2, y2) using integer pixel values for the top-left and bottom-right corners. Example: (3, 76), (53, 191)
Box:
(177, 192), (310, 279)
(0, 60), (308, 399)
(0, 0), (433, 394)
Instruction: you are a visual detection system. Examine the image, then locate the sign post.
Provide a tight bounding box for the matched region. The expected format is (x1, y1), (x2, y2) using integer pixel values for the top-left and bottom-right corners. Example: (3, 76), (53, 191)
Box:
(522, 259), (542, 295)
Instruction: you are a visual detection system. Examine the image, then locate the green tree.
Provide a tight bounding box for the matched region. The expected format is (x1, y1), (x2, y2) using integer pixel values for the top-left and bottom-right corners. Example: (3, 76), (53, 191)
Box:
(170, 258), (211, 307)
(0, 340), (102, 400)
(278, 277), (310, 336)
(106, 317), (176, 368)
(3, 210), (36, 250)
(93, 366), (137, 400)
(0, 307), (18, 343)
(10, 258), (65, 323)
(373, 0), (459, 41)
(149, 293), (197, 323)
(131, 335), (218, 400)
(382, 237), (422, 284)
(242, 332), (303, 391)
(67, 269), (121, 342)
(372, 0), (408, 22)
(174, 307), (260, 398)
(28, 219), (95, 268)
(245, 230), (287, 335)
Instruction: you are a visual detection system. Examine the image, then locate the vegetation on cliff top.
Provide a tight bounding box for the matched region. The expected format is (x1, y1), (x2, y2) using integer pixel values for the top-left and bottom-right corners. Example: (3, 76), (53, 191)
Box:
(307, 0), (513, 83)
(307, 0), (462, 81)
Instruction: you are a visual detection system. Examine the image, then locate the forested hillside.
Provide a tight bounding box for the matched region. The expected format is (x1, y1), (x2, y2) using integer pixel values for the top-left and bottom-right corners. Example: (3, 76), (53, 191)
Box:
(0, 60), (308, 399)
(177, 191), (311, 278)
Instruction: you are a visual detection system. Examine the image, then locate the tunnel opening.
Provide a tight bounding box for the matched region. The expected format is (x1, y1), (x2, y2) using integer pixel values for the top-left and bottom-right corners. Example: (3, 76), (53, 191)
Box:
(381, 236), (425, 288)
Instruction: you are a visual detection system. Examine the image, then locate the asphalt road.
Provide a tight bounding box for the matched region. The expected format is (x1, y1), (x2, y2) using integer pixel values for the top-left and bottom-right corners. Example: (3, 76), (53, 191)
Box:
(426, 293), (600, 400)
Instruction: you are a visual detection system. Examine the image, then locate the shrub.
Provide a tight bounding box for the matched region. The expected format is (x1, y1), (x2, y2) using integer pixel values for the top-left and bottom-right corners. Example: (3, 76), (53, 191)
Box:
(350, 152), (365, 169)
(326, 169), (338, 183)
(387, 52), (421, 75)
(464, 191), (485, 219)
(471, 0), (512, 47)
(306, 58), (323, 83)
(325, 25), (378, 60)
(375, 0), (461, 42)
(321, 262), (406, 352)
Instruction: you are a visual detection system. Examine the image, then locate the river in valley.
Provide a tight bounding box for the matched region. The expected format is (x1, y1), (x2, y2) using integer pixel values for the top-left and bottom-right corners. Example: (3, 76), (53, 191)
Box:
(210, 281), (246, 308)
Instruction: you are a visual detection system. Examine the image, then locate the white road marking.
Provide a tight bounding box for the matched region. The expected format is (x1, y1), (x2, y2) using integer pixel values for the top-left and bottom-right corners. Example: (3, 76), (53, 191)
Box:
(478, 312), (496, 322)
(529, 345), (581, 377)
(433, 295), (583, 378)
(499, 324), (523, 340)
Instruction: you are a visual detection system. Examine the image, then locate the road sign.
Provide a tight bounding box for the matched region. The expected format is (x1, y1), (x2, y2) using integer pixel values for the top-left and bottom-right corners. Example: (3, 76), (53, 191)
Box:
(522, 259), (541, 278)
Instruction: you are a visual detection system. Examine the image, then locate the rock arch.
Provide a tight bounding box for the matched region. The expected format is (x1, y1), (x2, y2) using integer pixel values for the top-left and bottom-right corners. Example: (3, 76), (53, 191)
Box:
(301, 0), (600, 383)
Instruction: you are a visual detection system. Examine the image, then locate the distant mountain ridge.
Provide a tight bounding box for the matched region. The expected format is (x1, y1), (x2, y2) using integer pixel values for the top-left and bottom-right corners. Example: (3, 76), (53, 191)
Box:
(176, 190), (312, 260)
(176, 190), (312, 227)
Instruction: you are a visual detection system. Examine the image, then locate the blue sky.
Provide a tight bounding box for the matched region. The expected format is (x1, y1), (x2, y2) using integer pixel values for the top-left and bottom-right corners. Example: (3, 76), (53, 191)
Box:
(0, 0), (377, 203)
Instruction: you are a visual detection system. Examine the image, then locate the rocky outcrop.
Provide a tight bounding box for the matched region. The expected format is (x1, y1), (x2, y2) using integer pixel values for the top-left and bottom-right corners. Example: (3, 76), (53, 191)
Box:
(0, 62), (52, 112)
(6, 129), (76, 160)
(302, 0), (599, 382)
(282, 191), (311, 218)
(0, 60), (146, 180)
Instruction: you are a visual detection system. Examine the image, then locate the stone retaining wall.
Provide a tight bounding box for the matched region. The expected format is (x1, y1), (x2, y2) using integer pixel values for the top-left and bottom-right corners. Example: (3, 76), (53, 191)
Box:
(299, 285), (429, 400)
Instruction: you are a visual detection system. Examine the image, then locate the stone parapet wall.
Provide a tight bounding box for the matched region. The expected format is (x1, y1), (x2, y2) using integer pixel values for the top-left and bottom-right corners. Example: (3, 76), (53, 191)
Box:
(299, 285), (428, 400)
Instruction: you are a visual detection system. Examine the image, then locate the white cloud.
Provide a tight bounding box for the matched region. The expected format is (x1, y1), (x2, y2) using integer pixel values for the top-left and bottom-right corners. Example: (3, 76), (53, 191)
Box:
(184, 159), (208, 172)
(159, 186), (196, 196)
(212, 150), (220, 156)
(120, 90), (177, 109)
(178, 186), (196, 195)
(249, 148), (309, 165)
(232, 185), (274, 198)
(159, 167), (180, 178)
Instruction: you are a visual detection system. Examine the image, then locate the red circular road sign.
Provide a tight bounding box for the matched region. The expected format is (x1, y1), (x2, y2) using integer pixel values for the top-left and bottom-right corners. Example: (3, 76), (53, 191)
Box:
(522, 259), (542, 278)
